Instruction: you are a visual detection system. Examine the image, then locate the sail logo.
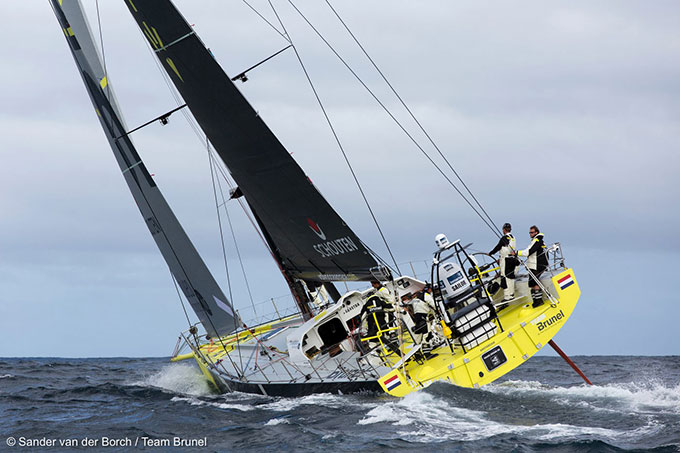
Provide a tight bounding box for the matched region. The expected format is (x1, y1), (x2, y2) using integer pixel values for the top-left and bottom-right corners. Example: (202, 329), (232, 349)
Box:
(307, 218), (327, 240)
(313, 236), (359, 258)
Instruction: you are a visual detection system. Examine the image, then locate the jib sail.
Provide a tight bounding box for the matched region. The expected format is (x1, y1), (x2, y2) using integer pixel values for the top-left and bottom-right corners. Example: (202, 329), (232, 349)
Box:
(51, 0), (240, 337)
(123, 0), (380, 283)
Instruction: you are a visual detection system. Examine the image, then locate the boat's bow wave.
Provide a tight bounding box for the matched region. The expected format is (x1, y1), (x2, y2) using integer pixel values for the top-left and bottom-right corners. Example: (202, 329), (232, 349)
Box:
(130, 363), (214, 397)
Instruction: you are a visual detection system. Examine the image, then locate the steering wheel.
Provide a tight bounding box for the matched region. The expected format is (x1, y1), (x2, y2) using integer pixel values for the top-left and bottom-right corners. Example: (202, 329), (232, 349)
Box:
(468, 252), (501, 282)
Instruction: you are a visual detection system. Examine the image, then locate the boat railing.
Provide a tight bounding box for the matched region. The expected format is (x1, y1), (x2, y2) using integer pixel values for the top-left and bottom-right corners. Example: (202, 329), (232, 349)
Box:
(237, 260), (431, 327)
(235, 293), (299, 327)
(513, 242), (566, 277)
(358, 306), (419, 366)
(544, 242), (567, 275)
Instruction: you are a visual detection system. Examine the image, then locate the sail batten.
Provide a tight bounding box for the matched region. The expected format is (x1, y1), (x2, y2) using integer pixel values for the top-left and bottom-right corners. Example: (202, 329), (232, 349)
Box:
(51, 0), (240, 337)
(124, 0), (381, 283)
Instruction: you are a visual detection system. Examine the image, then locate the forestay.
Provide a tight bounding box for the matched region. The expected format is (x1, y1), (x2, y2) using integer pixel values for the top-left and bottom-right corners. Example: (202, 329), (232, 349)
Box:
(123, 0), (380, 283)
(51, 0), (240, 337)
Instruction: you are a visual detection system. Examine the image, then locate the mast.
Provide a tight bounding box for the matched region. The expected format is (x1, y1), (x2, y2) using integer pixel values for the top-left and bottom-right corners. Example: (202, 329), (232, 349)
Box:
(122, 0), (382, 292)
(50, 0), (240, 337)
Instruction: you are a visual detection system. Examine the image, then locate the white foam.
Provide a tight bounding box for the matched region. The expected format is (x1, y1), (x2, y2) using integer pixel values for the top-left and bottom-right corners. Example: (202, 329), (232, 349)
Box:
(359, 392), (515, 441)
(356, 389), (650, 443)
(529, 421), (662, 442)
(0, 374), (13, 379)
(262, 392), (368, 412)
(264, 417), (290, 426)
(484, 379), (680, 415)
(131, 364), (213, 397)
(170, 396), (253, 412)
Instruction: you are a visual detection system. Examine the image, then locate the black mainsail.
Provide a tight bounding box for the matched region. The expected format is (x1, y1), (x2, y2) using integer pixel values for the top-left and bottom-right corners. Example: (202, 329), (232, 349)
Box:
(123, 0), (381, 284)
(51, 0), (239, 337)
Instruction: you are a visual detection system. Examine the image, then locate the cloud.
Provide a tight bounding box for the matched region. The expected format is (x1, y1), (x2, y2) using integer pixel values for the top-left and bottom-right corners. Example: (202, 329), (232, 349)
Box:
(1, 1), (678, 356)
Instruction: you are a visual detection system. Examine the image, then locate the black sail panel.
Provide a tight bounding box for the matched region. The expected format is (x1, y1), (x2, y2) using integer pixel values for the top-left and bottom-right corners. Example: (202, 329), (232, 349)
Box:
(51, 0), (240, 337)
(124, 0), (380, 281)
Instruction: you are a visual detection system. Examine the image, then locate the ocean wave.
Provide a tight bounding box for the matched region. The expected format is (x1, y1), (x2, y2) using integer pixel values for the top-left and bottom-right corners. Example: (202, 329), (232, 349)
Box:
(264, 417), (290, 426)
(357, 391), (647, 443)
(358, 392), (515, 441)
(0, 374), (13, 379)
(484, 379), (680, 415)
(261, 392), (370, 412)
(170, 395), (254, 412)
(38, 382), (174, 402)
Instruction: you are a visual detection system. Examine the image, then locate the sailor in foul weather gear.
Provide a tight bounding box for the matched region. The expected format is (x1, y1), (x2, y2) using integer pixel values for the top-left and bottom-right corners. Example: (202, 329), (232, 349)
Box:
(371, 280), (394, 304)
(516, 225), (548, 308)
(417, 284), (437, 312)
(360, 291), (399, 356)
(488, 222), (518, 301)
(400, 292), (434, 344)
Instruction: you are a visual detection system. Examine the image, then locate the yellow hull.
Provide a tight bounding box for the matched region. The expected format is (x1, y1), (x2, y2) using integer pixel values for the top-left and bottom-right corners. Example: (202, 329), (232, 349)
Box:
(174, 270), (580, 397)
(379, 268), (580, 397)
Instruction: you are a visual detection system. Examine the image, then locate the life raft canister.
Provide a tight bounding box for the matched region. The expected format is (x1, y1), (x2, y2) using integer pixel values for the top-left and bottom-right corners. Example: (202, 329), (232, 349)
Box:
(438, 261), (471, 302)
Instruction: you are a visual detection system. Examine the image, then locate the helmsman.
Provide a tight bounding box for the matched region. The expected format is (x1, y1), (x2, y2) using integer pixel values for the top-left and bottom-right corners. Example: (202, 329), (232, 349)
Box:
(515, 225), (548, 308)
(489, 222), (518, 301)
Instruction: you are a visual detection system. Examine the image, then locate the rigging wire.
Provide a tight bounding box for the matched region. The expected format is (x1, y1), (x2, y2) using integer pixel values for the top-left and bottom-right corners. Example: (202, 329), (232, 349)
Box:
(208, 150), (247, 373)
(241, 0), (290, 43)
(140, 25), (297, 335)
(211, 153), (258, 318)
(94, 0), (110, 101)
(171, 272), (194, 327)
(93, 3), (212, 332)
(124, 20), (243, 363)
(267, 0), (402, 274)
(135, 20), (276, 324)
(286, 0), (500, 238)
(92, 43), (233, 358)
(324, 0), (500, 236)
(91, 2), (203, 332)
(207, 142), (235, 314)
(137, 23), (278, 266)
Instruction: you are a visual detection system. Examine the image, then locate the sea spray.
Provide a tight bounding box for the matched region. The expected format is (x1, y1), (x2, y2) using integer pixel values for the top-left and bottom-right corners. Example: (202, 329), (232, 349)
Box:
(131, 363), (213, 397)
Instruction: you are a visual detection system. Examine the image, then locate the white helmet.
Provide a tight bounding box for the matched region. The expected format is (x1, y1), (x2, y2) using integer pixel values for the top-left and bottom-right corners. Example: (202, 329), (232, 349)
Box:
(435, 233), (449, 249)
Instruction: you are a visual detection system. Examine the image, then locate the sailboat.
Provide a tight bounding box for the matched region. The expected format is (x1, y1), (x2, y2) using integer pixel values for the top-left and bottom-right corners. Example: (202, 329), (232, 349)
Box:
(51, 0), (581, 397)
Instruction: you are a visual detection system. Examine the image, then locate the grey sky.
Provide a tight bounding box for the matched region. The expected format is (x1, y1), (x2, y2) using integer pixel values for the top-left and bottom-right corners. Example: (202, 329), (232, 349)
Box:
(1, 1), (678, 357)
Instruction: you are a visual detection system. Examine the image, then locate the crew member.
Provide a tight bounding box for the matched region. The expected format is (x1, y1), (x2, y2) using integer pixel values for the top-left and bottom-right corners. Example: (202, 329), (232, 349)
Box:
(371, 280), (394, 304)
(417, 283), (437, 312)
(489, 222), (518, 301)
(400, 292), (433, 344)
(360, 293), (398, 355)
(515, 225), (548, 308)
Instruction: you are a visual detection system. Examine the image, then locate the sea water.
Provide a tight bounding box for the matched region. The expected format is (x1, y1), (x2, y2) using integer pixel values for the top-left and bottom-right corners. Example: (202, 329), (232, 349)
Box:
(1, 356), (678, 452)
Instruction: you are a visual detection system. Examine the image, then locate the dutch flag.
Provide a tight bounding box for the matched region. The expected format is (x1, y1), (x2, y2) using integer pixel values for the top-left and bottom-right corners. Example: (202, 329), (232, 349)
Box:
(384, 374), (401, 391)
(557, 274), (574, 290)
